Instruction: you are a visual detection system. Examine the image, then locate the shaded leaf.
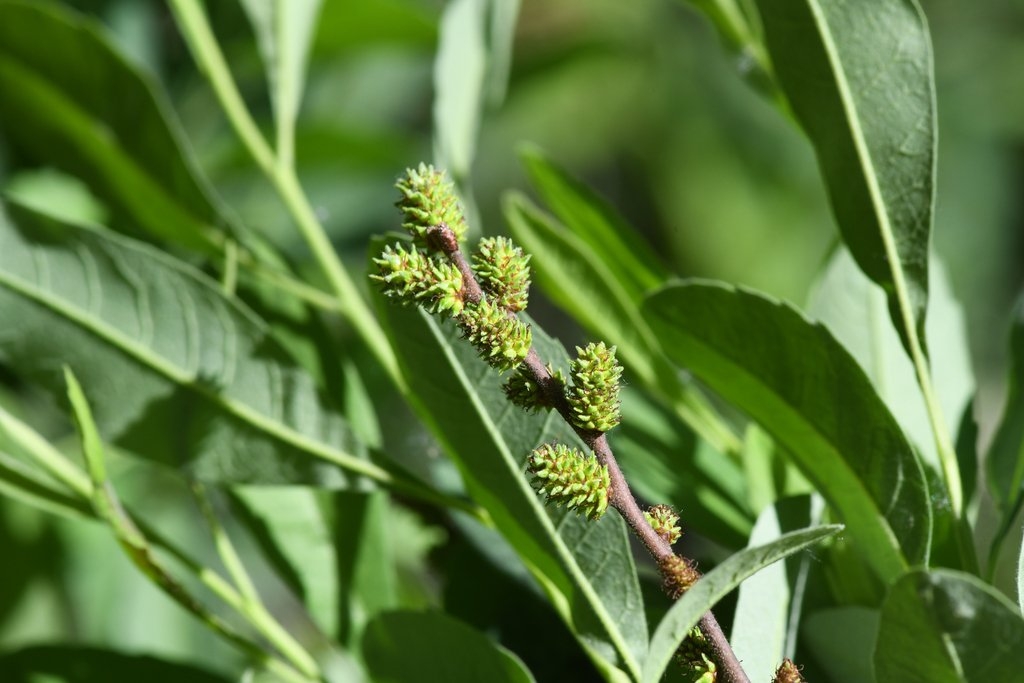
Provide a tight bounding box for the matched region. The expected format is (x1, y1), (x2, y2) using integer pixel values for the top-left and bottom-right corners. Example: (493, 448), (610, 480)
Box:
(0, 449), (90, 521)
(374, 263), (647, 681)
(754, 0), (936, 355)
(362, 610), (535, 683)
(0, 201), (383, 487)
(801, 607), (879, 683)
(0, 1), (232, 253)
(0, 645), (231, 683)
(987, 298), (1024, 513)
(645, 282), (931, 581)
(874, 568), (1024, 682)
(641, 524), (842, 683)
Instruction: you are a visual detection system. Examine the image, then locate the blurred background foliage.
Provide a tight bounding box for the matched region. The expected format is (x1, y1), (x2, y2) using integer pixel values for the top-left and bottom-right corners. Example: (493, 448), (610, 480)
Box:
(0, 0), (1021, 680)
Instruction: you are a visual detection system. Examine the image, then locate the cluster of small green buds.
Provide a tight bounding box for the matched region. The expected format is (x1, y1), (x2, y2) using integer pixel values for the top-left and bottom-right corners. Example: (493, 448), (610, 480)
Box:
(371, 243), (465, 316)
(502, 364), (565, 411)
(772, 659), (805, 683)
(645, 504), (682, 545)
(527, 443), (610, 520)
(458, 300), (532, 372)
(396, 163), (468, 246)
(659, 554), (700, 599)
(676, 627), (717, 683)
(566, 342), (623, 432)
(472, 237), (531, 312)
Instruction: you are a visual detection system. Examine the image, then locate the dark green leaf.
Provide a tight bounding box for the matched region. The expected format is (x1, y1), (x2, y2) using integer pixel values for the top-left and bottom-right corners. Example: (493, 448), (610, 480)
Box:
(375, 271), (647, 680)
(753, 0), (936, 355)
(987, 298), (1024, 513)
(645, 282), (931, 581)
(801, 607), (879, 683)
(641, 524), (842, 683)
(874, 568), (1024, 682)
(0, 201), (382, 487)
(362, 610), (535, 683)
(0, 1), (233, 253)
(0, 645), (231, 683)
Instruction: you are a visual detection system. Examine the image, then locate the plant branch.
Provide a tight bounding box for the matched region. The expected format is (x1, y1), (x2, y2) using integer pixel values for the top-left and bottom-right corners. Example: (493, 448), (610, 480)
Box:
(432, 224), (751, 683)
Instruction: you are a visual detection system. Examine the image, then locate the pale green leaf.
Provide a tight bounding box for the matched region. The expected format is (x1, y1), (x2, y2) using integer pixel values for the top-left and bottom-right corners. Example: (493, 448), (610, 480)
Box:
(641, 524), (842, 683)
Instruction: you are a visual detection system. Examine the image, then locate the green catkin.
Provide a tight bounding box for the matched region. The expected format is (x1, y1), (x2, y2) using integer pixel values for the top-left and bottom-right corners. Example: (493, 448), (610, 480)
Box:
(395, 163), (468, 246)
(527, 443), (610, 520)
(472, 236), (531, 312)
(567, 342), (623, 432)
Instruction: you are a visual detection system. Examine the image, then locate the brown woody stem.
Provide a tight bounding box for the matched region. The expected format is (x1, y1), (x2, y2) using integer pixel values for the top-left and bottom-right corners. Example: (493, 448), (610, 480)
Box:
(431, 223), (751, 683)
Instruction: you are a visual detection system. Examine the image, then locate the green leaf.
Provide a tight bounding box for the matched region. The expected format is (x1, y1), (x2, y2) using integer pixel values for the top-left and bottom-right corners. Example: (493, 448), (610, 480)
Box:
(730, 496), (822, 681)
(517, 148), (668, 299)
(1018, 531), (1024, 615)
(375, 274), (647, 681)
(0, 645), (232, 683)
(987, 298), (1024, 513)
(0, 201), (386, 488)
(801, 607), (879, 683)
(874, 568), (1024, 682)
(641, 524), (842, 683)
(362, 610), (535, 683)
(645, 282), (932, 581)
(0, 450), (91, 521)
(231, 486), (340, 637)
(0, 1), (233, 253)
(239, 0), (323, 167)
(753, 0), (937, 358)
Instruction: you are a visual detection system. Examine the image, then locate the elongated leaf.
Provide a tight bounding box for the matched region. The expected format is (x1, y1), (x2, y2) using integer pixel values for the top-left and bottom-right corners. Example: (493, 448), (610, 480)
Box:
(0, 450), (90, 521)
(239, 0), (323, 165)
(375, 275), (647, 681)
(753, 0), (936, 354)
(1018, 530), (1024, 615)
(987, 298), (1024, 513)
(362, 610), (535, 683)
(433, 0), (486, 181)
(874, 568), (1024, 682)
(0, 201), (384, 487)
(517, 148), (668, 299)
(641, 524), (842, 683)
(0, 645), (231, 683)
(645, 282), (931, 581)
(730, 496), (821, 681)
(0, 1), (232, 253)
(231, 486), (340, 636)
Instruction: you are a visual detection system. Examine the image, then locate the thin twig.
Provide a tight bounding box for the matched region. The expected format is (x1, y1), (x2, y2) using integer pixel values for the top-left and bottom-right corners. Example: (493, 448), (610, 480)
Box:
(432, 224), (751, 683)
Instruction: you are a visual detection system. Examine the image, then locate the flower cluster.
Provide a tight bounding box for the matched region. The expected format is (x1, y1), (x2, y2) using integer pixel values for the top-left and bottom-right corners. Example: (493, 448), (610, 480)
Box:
(472, 236), (531, 312)
(566, 342), (623, 432)
(371, 244), (464, 316)
(527, 443), (610, 520)
(458, 300), (532, 372)
(645, 504), (682, 545)
(395, 163), (467, 245)
(502, 364), (565, 411)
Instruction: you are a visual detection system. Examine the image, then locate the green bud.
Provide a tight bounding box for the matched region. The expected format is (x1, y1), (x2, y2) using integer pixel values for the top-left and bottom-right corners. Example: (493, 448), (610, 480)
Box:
(566, 342), (623, 432)
(371, 243), (464, 316)
(676, 627), (716, 683)
(395, 163), (467, 246)
(458, 300), (531, 372)
(502, 364), (565, 411)
(527, 443), (610, 520)
(645, 504), (682, 545)
(472, 236), (531, 312)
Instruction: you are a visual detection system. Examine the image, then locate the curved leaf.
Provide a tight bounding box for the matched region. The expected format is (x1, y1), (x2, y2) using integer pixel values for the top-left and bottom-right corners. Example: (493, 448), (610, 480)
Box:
(0, 645), (231, 683)
(362, 610), (535, 683)
(375, 273), (647, 682)
(874, 569), (1024, 682)
(641, 524), (842, 683)
(0, 201), (384, 487)
(987, 298), (1024, 513)
(0, 1), (233, 252)
(645, 282), (932, 581)
(753, 0), (936, 355)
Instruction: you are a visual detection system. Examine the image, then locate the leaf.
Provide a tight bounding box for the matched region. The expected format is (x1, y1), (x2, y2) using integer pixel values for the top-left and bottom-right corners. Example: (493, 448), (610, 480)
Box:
(641, 524), (842, 683)
(0, 449), (90, 521)
(645, 282), (932, 581)
(753, 0), (936, 356)
(374, 272), (647, 682)
(874, 568), (1024, 682)
(0, 1), (233, 253)
(0, 201), (387, 488)
(362, 610), (535, 683)
(987, 298), (1024, 513)
(0, 645), (232, 683)
(239, 0), (323, 166)
(517, 148), (669, 299)
(730, 495), (822, 681)
(231, 486), (340, 637)
(432, 0), (487, 181)
(1018, 530), (1024, 615)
